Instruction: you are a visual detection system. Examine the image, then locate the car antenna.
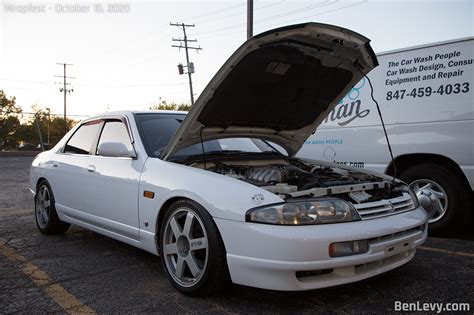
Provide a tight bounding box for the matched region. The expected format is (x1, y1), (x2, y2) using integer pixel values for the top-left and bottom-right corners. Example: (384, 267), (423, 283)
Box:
(356, 63), (397, 184)
(200, 127), (207, 170)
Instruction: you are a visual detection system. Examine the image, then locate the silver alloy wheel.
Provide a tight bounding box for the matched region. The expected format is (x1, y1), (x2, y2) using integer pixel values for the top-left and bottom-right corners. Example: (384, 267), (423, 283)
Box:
(35, 185), (51, 229)
(410, 179), (448, 223)
(162, 207), (209, 287)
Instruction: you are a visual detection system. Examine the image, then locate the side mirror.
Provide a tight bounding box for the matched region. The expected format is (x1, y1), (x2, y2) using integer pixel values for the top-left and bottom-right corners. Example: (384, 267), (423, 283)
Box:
(97, 142), (136, 158)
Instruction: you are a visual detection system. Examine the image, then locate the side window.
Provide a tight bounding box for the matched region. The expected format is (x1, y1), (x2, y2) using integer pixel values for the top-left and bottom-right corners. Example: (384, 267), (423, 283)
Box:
(64, 121), (103, 154)
(97, 120), (133, 154)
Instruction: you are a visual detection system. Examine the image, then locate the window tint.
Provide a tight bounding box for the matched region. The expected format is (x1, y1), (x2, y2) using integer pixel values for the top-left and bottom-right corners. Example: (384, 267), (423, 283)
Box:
(64, 121), (102, 154)
(97, 121), (133, 154)
(134, 113), (283, 159)
(135, 114), (184, 157)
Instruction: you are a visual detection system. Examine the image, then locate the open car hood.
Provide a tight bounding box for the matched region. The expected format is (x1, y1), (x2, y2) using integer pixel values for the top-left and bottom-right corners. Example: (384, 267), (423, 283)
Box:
(162, 22), (378, 160)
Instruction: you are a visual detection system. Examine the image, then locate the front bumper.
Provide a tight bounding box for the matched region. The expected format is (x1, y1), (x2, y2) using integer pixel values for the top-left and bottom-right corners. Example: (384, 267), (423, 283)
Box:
(215, 206), (428, 291)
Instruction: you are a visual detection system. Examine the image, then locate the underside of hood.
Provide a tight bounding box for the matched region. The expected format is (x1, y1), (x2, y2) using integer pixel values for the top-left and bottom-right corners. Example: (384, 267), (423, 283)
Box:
(162, 22), (378, 160)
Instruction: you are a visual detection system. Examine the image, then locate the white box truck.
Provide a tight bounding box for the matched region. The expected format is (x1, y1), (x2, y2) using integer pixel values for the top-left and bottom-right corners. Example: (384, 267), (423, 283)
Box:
(298, 37), (473, 233)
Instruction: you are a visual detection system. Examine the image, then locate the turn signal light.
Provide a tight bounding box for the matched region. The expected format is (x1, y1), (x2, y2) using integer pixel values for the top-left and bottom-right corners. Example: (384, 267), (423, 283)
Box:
(143, 191), (155, 199)
(329, 240), (368, 257)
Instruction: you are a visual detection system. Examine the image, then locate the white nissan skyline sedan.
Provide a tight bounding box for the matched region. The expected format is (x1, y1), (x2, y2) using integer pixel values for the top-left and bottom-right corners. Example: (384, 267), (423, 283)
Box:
(30, 23), (428, 296)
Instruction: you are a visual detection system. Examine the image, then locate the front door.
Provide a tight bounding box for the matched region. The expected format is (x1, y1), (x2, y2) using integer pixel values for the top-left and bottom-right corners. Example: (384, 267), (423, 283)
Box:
(82, 119), (144, 240)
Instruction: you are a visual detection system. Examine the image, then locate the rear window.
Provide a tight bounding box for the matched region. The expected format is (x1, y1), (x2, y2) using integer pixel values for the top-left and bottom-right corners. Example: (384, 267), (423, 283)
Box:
(64, 120), (103, 154)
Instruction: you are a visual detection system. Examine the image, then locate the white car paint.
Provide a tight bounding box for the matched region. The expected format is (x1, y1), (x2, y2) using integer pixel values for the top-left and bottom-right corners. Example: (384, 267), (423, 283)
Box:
(30, 23), (429, 292)
(30, 110), (428, 291)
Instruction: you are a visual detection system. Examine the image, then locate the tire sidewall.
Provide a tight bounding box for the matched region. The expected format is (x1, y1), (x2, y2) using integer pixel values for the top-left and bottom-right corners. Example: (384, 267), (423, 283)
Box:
(35, 181), (54, 233)
(399, 164), (466, 233)
(159, 199), (227, 296)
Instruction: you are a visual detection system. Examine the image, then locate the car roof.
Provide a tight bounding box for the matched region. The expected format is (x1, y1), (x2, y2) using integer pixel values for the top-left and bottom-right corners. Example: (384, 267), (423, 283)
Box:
(84, 110), (187, 121)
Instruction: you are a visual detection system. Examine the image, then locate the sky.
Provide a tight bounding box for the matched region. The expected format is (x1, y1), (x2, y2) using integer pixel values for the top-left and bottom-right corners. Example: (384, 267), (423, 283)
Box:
(0, 0), (473, 119)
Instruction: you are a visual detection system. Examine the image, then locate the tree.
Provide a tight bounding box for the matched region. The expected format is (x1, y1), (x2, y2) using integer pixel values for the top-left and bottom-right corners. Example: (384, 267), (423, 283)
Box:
(26, 106), (76, 147)
(177, 103), (191, 111)
(149, 98), (191, 111)
(9, 105), (77, 150)
(47, 116), (76, 145)
(0, 90), (22, 149)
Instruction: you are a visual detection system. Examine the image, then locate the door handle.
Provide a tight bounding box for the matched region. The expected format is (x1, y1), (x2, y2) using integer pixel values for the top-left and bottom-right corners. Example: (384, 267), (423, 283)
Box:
(86, 165), (96, 173)
(52, 162), (59, 168)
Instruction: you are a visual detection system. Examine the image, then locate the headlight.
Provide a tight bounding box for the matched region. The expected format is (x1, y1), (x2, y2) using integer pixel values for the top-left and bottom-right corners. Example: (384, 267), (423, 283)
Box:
(246, 199), (361, 225)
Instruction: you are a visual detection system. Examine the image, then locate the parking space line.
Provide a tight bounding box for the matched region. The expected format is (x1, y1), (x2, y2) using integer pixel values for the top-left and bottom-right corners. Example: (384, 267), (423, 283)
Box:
(0, 240), (96, 314)
(418, 245), (474, 258)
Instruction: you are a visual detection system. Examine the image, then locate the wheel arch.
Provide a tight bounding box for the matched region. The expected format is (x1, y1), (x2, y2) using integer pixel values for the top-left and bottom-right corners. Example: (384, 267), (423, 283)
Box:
(154, 196), (228, 254)
(36, 177), (48, 191)
(155, 196), (183, 241)
(386, 153), (471, 189)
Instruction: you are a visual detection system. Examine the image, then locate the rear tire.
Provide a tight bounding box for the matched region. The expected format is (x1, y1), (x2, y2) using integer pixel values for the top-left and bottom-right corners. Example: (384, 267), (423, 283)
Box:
(159, 199), (230, 297)
(398, 163), (469, 234)
(35, 180), (70, 234)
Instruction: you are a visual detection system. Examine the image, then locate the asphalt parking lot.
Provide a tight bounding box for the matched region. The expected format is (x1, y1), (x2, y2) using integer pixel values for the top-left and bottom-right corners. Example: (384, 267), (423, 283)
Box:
(0, 156), (473, 314)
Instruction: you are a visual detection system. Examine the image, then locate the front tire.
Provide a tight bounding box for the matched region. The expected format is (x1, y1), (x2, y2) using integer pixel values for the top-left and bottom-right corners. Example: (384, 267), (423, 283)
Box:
(398, 163), (469, 234)
(159, 199), (230, 297)
(35, 180), (70, 234)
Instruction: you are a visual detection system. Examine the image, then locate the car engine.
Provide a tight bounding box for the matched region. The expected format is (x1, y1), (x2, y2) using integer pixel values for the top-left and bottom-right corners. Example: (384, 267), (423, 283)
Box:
(200, 158), (404, 202)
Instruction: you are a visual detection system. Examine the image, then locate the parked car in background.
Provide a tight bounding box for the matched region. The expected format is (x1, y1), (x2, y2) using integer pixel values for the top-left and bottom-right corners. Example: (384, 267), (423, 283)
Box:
(18, 142), (37, 151)
(36, 143), (50, 150)
(298, 37), (473, 234)
(30, 23), (428, 296)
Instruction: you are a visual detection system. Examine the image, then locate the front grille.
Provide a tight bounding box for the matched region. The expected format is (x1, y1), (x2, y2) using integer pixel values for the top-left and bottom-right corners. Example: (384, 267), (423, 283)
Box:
(353, 193), (416, 220)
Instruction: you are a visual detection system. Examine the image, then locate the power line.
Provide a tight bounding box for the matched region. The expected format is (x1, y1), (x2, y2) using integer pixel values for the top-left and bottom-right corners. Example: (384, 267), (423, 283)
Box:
(191, 0), (285, 25)
(254, 0), (334, 24)
(171, 22), (202, 106)
(195, 1), (337, 39)
(197, 0), (366, 40)
(1, 110), (89, 118)
(194, 1), (335, 37)
(0, 79), (52, 85)
(0, 78), (200, 88)
(254, 0), (367, 32)
(181, 2), (244, 22)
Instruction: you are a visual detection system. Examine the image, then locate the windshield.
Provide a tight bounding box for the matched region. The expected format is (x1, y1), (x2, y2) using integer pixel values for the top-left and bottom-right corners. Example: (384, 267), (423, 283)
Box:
(134, 113), (283, 159)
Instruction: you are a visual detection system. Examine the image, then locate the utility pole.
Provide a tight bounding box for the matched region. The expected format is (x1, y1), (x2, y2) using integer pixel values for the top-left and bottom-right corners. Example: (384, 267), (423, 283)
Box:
(34, 113), (45, 151)
(247, 0), (253, 39)
(170, 22), (202, 106)
(55, 63), (74, 120)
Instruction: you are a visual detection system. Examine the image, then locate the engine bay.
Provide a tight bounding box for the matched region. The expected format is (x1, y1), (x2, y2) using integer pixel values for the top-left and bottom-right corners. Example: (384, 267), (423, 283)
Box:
(186, 157), (405, 203)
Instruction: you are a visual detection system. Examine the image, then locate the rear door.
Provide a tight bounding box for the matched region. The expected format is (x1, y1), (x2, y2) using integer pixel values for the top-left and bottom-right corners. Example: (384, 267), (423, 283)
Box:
(82, 118), (145, 240)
